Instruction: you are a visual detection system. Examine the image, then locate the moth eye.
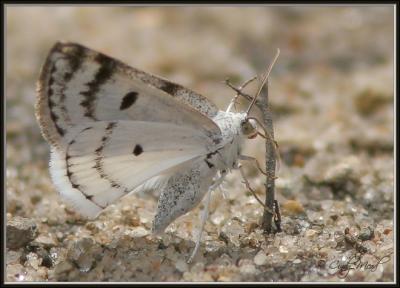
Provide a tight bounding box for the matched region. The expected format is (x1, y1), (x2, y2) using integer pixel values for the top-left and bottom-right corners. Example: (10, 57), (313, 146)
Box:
(240, 121), (251, 134)
(241, 119), (258, 139)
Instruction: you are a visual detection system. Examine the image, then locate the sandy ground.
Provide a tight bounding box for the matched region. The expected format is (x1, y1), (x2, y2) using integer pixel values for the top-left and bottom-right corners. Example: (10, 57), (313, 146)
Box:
(6, 6), (394, 282)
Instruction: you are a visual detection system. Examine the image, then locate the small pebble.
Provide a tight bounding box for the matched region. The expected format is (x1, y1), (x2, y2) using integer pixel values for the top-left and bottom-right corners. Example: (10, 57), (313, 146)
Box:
(254, 250), (268, 266)
(175, 259), (188, 272)
(282, 200), (305, 216)
(293, 259), (302, 264)
(358, 226), (374, 241)
(129, 227), (150, 238)
(305, 229), (318, 238)
(7, 217), (38, 250)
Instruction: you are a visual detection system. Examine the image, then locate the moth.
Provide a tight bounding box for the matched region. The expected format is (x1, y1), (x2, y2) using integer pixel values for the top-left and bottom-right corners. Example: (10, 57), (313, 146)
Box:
(35, 42), (279, 261)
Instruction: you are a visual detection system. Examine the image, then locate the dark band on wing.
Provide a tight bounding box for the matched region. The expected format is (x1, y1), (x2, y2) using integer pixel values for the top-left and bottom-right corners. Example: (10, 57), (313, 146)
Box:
(46, 44), (86, 138)
(92, 122), (130, 195)
(47, 64), (65, 136)
(159, 81), (180, 96)
(156, 79), (220, 120)
(59, 45), (86, 125)
(80, 53), (117, 120)
(59, 44), (86, 82)
(65, 127), (106, 209)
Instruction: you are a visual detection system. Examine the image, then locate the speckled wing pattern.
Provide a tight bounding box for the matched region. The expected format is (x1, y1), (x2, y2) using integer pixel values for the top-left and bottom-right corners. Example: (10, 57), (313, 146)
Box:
(35, 42), (223, 220)
(153, 160), (217, 233)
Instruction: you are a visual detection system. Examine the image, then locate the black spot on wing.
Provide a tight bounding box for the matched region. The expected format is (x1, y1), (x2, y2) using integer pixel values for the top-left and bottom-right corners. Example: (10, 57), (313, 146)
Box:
(80, 53), (116, 119)
(120, 91), (138, 110)
(133, 144), (143, 156)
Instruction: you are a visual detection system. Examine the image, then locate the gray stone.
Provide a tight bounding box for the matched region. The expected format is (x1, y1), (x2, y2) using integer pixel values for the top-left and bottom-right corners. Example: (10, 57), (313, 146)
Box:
(7, 216), (38, 250)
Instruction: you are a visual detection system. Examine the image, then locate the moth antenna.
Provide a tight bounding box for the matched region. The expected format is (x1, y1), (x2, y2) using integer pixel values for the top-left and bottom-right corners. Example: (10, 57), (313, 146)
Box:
(245, 48), (280, 116)
(225, 75), (257, 113)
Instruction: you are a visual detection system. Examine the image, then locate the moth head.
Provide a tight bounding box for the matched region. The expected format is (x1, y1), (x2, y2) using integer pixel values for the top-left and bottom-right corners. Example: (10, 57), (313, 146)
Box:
(240, 118), (258, 139)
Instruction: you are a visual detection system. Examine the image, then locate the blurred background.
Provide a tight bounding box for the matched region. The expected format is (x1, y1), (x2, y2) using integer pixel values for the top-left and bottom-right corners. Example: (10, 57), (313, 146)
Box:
(6, 6), (394, 282)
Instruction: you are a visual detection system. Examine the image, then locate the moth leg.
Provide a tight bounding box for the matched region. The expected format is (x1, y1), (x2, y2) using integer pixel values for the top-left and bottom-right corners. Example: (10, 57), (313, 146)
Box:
(244, 117), (282, 173)
(238, 155), (278, 180)
(218, 184), (228, 199)
(238, 164), (273, 213)
(225, 76), (257, 112)
(187, 188), (212, 264)
(215, 170), (229, 198)
(187, 171), (227, 263)
(239, 164), (281, 230)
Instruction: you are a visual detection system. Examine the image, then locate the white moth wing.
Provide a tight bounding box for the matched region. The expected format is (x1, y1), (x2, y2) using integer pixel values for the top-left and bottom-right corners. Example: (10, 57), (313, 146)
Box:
(50, 120), (214, 218)
(36, 42), (221, 150)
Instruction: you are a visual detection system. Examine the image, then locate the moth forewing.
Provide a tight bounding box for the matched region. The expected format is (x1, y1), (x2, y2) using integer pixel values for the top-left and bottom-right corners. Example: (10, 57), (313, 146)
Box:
(35, 42), (221, 150)
(35, 41), (226, 217)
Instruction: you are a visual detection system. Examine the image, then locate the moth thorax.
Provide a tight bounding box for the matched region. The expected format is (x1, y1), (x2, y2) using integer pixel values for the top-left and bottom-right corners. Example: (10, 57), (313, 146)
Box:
(240, 118), (258, 139)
